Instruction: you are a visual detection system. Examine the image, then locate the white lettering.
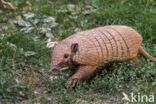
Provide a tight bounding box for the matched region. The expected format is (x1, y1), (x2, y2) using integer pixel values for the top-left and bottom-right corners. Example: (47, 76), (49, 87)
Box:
(141, 95), (148, 102)
(122, 92), (155, 103)
(131, 92), (137, 102)
(149, 95), (154, 102)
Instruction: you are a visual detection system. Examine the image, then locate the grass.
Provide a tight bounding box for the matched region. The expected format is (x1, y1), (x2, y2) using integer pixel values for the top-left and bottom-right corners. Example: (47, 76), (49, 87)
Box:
(0, 0), (156, 103)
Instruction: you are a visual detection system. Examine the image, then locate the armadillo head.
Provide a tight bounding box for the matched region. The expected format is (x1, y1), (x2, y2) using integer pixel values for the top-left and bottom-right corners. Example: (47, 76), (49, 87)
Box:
(50, 42), (78, 71)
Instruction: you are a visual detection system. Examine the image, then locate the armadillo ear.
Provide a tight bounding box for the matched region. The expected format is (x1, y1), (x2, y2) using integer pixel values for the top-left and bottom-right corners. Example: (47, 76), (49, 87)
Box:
(71, 43), (78, 53)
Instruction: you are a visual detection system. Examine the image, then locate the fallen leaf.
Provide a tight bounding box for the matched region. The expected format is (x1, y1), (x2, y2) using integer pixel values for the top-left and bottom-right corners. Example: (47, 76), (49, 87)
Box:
(1, 0), (16, 10)
(67, 4), (76, 11)
(46, 41), (58, 48)
(26, 1), (32, 6)
(25, 51), (36, 56)
(46, 32), (54, 38)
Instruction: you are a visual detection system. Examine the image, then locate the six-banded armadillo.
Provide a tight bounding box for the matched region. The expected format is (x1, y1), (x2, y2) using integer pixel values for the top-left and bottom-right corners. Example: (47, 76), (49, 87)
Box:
(51, 25), (156, 86)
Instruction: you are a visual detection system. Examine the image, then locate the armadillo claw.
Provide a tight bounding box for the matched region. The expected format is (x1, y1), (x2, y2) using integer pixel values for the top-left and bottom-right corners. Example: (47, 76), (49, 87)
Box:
(67, 78), (80, 87)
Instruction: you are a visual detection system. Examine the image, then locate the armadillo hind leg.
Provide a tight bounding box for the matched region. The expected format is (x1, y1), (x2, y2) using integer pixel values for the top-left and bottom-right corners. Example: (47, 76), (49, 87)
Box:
(139, 46), (156, 62)
(67, 65), (97, 87)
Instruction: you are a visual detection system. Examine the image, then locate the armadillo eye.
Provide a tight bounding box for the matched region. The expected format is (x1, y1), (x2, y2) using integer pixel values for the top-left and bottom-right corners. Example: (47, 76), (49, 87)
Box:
(64, 54), (69, 58)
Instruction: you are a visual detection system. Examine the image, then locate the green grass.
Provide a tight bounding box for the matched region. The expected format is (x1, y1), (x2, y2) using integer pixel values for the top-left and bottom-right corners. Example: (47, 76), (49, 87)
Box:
(0, 0), (156, 103)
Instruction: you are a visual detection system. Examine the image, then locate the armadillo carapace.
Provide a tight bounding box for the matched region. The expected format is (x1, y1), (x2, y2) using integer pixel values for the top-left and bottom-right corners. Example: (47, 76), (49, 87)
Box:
(51, 25), (156, 86)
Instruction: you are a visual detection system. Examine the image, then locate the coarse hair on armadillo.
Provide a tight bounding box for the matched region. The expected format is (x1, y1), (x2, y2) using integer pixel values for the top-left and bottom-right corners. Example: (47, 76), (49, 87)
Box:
(66, 25), (143, 65)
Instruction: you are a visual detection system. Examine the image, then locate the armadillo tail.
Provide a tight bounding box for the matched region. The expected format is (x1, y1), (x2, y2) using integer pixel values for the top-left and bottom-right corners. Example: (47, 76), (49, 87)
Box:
(139, 46), (156, 62)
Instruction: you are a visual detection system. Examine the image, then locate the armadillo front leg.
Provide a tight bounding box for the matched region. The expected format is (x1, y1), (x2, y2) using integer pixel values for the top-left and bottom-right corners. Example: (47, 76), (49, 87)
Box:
(67, 65), (97, 86)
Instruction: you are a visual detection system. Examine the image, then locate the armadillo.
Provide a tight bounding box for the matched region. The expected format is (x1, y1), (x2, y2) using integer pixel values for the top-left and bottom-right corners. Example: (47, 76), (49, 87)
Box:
(51, 25), (156, 86)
